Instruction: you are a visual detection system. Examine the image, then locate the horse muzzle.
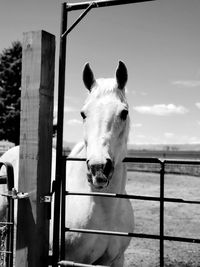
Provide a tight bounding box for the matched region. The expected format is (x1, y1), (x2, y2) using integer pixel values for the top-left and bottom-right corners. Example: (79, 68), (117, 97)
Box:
(87, 159), (114, 189)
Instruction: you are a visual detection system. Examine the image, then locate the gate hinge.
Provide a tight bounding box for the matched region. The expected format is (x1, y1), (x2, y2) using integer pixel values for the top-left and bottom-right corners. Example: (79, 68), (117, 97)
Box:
(39, 180), (57, 219)
(40, 180), (57, 203)
(40, 195), (52, 203)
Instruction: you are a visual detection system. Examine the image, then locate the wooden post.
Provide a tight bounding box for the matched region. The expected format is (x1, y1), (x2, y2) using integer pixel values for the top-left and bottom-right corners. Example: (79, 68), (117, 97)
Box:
(15, 31), (55, 267)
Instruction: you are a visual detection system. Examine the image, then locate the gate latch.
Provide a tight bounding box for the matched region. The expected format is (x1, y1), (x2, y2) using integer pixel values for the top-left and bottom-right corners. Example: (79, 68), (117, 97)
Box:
(1, 188), (29, 199)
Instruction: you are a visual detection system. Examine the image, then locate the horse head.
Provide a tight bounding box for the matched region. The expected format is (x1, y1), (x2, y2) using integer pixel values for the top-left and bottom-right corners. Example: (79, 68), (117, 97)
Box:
(81, 61), (130, 189)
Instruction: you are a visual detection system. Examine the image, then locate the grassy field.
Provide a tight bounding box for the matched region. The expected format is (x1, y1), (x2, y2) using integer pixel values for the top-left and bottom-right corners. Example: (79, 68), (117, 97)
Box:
(124, 170), (200, 267)
(126, 161), (200, 177)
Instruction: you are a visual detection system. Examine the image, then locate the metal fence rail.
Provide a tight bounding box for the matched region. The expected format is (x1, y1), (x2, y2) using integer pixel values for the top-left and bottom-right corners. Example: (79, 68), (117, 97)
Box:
(66, 0), (155, 11)
(0, 162), (14, 267)
(58, 260), (109, 267)
(60, 156), (200, 267)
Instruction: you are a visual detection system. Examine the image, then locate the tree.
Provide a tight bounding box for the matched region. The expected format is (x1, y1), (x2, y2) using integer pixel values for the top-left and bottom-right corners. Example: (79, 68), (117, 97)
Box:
(0, 42), (22, 145)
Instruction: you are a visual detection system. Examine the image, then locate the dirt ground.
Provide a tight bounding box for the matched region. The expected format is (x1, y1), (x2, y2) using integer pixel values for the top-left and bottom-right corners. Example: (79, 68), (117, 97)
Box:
(124, 171), (200, 267)
(1, 168), (200, 266)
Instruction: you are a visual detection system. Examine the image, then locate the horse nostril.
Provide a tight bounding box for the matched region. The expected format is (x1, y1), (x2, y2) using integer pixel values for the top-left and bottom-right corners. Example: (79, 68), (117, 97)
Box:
(87, 159), (113, 178)
(95, 176), (108, 186)
(103, 158), (113, 177)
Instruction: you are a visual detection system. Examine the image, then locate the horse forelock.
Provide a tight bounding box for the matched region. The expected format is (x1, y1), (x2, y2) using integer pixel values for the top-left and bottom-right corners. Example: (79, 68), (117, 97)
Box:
(85, 78), (128, 105)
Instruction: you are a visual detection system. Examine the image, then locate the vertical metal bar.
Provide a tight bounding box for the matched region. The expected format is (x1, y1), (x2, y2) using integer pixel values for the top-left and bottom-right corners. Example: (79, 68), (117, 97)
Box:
(6, 197), (14, 267)
(53, 2), (68, 266)
(160, 162), (165, 267)
(60, 157), (66, 260)
(5, 163), (14, 267)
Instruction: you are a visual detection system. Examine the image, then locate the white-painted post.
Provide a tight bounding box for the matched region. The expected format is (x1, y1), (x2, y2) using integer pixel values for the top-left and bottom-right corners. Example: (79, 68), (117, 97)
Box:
(15, 31), (55, 267)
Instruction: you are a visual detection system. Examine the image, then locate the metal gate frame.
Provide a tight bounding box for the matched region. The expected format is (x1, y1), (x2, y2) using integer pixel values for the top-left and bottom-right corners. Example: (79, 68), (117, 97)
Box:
(52, 1), (200, 266)
(52, 0), (155, 265)
(59, 157), (200, 267)
(0, 162), (14, 267)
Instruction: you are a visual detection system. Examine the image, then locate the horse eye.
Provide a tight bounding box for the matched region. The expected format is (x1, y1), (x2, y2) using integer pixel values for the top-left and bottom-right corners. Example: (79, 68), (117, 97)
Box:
(80, 111), (86, 120)
(120, 109), (128, 120)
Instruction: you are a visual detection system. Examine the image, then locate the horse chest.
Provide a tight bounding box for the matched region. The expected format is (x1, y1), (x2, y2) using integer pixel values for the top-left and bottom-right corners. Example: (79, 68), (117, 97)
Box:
(65, 229), (124, 264)
(65, 196), (133, 264)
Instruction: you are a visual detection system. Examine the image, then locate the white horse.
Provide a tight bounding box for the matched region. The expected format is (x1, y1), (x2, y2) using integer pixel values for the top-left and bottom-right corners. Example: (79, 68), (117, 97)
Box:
(0, 61), (134, 267)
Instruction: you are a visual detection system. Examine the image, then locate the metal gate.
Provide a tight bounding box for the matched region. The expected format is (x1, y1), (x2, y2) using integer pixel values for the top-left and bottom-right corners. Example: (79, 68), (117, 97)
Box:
(52, 1), (155, 266)
(56, 156), (200, 267)
(51, 1), (200, 266)
(0, 162), (14, 267)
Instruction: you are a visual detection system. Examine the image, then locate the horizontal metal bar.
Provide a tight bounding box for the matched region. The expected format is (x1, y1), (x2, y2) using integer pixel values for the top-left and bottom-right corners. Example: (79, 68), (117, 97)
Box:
(0, 222), (13, 225)
(66, 228), (200, 244)
(58, 260), (109, 267)
(65, 156), (200, 165)
(66, 0), (155, 11)
(124, 157), (162, 164)
(0, 250), (12, 254)
(164, 159), (200, 165)
(66, 191), (160, 201)
(66, 227), (160, 239)
(66, 191), (200, 205)
(65, 157), (85, 161)
(65, 156), (163, 164)
(164, 235), (200, 244)
(164, 198), (200, 205)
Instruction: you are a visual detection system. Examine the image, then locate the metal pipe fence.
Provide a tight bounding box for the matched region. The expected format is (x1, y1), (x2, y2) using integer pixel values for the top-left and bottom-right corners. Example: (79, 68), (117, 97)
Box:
(0, 162), (14, 267)
(60, 156), (200, 267)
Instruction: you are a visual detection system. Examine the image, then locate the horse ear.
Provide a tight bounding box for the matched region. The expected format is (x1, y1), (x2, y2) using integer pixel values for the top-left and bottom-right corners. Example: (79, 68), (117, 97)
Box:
(116, 61), (128, 90)
(83, 63), (95, 91)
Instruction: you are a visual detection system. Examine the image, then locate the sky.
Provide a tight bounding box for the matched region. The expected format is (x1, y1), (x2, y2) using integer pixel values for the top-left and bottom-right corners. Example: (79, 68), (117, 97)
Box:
(0, 0), (200, 145)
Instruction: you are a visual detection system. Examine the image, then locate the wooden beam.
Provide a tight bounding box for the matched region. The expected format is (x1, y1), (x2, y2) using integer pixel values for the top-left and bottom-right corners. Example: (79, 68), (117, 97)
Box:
(15, 31), (55, 267)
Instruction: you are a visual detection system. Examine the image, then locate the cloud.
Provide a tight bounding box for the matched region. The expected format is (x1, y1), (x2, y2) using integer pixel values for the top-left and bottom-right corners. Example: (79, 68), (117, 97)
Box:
(66, 119), (82, 125)
(133, 104), (188, 116)
(172, 80), (200, 88)
(53, 105), (79, 124)
(54, 105), (78, 114)
(131, 134), (164, 145)
(141, 92), (148, 96)
(130, 90), (147, 96)
(132, 123), (142, 128)
(164, 132), (174, 138)
(196, 103), (200, 109)
(188, 136), (200, 144)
